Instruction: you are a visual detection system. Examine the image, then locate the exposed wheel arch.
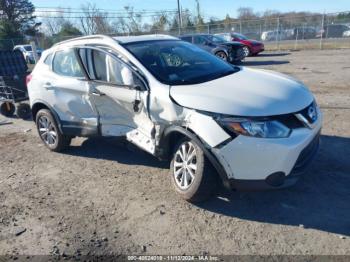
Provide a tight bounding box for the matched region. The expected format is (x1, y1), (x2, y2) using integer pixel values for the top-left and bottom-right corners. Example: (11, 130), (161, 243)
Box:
(158, 126), (230, 189)
(31, 101), (63, 134)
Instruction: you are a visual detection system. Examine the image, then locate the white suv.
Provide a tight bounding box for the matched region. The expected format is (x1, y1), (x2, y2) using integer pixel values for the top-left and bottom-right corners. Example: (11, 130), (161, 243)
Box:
(27, 35), (322, 202)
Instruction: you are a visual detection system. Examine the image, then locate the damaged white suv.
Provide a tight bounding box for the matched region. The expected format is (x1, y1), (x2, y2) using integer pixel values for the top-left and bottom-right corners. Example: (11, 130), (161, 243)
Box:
(28, 35), (322, 202)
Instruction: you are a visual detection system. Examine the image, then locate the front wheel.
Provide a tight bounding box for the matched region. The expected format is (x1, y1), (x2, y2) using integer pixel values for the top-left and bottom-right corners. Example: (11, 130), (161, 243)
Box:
(215, 51), (228, 61)
(36, 109), (71, 152)
(170, 138), (219, 202)
(242, 46), (250, 57)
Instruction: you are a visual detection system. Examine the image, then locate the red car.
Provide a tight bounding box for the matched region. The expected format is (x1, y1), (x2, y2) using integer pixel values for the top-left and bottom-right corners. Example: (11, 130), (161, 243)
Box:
(217, 33), (265, 57)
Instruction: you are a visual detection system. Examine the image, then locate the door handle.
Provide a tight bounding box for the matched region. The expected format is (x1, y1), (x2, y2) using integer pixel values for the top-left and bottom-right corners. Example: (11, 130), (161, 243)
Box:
(91, 90), (105, 96)
(133, 99), (141, 112)
(43, 82), (54, 90)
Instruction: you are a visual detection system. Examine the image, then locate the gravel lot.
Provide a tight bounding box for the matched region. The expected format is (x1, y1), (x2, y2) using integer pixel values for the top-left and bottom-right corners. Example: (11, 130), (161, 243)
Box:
(0, 49), (349, 258)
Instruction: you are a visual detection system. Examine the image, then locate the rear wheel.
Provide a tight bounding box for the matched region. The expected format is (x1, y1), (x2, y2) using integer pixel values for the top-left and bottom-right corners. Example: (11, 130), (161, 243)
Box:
(170, 138), (218, 202)
(0, 102), (16, 117)
(36, 109), (71, 152)
(215, 51), (228, 61)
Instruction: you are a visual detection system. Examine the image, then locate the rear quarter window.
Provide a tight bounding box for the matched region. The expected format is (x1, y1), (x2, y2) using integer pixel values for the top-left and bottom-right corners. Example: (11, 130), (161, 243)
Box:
(44, 53), (53, 66)
(53, 49), (84, 78)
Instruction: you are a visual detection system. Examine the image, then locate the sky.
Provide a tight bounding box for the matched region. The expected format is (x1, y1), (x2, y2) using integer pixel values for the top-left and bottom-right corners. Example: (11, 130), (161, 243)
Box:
(31, 0), (350, 20)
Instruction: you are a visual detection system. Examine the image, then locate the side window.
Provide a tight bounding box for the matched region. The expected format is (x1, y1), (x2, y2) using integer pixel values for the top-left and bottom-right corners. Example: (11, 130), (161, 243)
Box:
(53, 49), (84, 77)
(193, 36), (206, 45)
(181, 36), (192, 43)
(79, 48), (144, 88)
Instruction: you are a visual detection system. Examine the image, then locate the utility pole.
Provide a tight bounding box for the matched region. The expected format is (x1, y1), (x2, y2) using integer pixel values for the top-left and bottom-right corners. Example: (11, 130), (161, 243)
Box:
(320, 12), (325, 50)
(275, 16), (280, 50)
(177, 0), (182, 35)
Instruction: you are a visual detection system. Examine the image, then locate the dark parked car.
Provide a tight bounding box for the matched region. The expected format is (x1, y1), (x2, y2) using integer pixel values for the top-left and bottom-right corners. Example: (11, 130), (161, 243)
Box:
(291, 27), (316, 39)
(216, 32), (264, 56)
(316, 24), (350, 38)
(179, 34), (245, 63)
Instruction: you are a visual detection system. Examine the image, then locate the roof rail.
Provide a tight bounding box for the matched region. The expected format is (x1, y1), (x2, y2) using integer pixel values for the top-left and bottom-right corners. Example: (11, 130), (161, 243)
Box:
(53, 34), (116, 47)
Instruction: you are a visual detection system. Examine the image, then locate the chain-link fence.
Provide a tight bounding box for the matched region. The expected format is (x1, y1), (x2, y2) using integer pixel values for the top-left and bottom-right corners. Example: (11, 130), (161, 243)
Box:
(158, 12), (350, 51)
(1, 11), (350, 51)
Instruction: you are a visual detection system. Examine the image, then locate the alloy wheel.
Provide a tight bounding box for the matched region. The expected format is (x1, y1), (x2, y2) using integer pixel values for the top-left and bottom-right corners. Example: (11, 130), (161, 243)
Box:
(243, 46), (250, 57)
(216, 52), (227, 61)
(173, 141), (197, 190)
(38, 115), (57, 145)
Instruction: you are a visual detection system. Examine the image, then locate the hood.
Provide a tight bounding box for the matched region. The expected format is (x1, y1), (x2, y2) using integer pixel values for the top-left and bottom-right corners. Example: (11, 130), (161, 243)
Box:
(170, 67), (313, 117)
(249, 40), (263, 45)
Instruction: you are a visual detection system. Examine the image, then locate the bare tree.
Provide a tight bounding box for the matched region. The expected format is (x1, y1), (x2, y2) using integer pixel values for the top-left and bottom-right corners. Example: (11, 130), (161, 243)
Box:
(112, 17), (129, 35)
(237, 7), (259, 20)
(79, 3), (112, 35)
(41, 8), (67, 36)
(151, 11), (169, 33)
(124, 5), (143, 34)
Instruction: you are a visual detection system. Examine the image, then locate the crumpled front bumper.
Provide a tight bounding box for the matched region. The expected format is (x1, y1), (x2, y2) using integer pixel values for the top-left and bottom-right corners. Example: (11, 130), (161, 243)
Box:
(211, 113), (322, 191)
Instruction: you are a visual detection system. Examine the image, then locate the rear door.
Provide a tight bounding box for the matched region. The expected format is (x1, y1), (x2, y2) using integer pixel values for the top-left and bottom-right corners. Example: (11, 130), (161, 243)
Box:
(46, 48), (98, 135)
(78, 47), (156, 154)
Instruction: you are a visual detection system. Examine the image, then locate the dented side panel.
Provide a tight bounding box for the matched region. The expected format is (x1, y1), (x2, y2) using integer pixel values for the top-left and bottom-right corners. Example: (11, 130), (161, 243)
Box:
(184, 111), (231, 147)
(146, 81), (230, 149)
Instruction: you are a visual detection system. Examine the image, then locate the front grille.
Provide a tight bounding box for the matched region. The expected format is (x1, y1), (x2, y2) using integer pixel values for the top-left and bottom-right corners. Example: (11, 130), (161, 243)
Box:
(290, 132), (320, 175)
(274, 114), (304, 129)
(297, 101), (317, 124)
(271, 102), (317, 129)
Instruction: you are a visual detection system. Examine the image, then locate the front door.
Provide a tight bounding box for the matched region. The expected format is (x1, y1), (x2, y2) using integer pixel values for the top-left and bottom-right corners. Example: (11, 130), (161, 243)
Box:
(77, 47), (156, 154)
(193, 35), (212, 52)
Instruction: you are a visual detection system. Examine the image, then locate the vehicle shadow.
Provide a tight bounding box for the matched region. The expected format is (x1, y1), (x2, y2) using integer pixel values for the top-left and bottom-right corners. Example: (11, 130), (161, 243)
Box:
(196, 134), (350, 236)
(65, 137), (168, 169)
(258, 52), (291, 57)
(242, 60), (290, 66)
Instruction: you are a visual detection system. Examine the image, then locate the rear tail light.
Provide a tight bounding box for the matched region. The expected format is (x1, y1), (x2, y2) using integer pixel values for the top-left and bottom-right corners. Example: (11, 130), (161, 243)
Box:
(26, 74), (32, 87)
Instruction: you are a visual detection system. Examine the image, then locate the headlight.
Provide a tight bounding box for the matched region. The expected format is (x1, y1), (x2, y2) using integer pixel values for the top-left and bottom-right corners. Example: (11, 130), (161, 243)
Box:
(218, 118), (291, 138)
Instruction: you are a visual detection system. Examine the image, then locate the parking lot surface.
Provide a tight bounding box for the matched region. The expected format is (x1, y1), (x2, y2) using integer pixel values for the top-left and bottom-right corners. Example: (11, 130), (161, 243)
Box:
(0, 49), (349, 257)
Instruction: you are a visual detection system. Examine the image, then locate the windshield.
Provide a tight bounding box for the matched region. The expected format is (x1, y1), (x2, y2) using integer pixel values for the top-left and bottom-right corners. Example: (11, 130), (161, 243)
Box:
(207, 35), (226, 44)
(123, 40), (238, 85)
(23, 45), (32, 51)
(233, 33), (248, 40)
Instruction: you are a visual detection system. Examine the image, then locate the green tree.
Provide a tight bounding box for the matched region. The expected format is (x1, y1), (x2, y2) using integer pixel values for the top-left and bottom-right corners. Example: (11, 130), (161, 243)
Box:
(58, 22), (82, 38)
(169, 15), (179, 34)
(0, 0), (39, 49)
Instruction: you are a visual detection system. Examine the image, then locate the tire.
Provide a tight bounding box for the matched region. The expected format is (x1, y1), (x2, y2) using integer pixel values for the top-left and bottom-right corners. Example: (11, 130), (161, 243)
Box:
(0, 102), (16, 117)
(35, 109), (71, 152)
(16, 103), (31, 120)
(215, 51), (228, 61)
(242, 46), (250, 57)
(170, 137), (219, 202)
